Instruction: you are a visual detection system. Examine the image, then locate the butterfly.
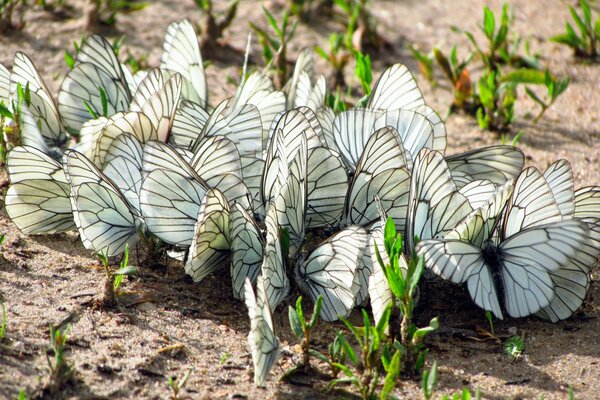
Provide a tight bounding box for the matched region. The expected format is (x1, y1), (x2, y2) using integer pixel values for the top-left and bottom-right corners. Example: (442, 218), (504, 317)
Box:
(160, 20), (208, 108)
(417, 168), (590, 319)
(5, 146), (75, 234)
(63, 149), (143, 257)
(244, 277), (280, 387)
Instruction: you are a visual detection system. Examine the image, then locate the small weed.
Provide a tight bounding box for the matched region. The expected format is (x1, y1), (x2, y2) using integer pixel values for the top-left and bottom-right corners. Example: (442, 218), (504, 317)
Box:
(552, 0), (600, 59)
(194, 0), (238, 52)
(0, 0), (27, 33)
(504, 335), (525, 360)
(17, 389), (28, 400)
(97, 244), (138, 308)
(286, 295), (323, 372)
(86, 0), (147, 27)
(219, 351), (232, 364)
(0, 302), (6, 340)
(354, 50), (372, 102)
(410, 45), (436, 87)
(421, 361), (438, 400)
(167, 367), (193, 400)
(330, 307), (393, 399)
(375, 217), (439, 377)
(315, 33), (349, 88)
(433, 46), (475, 111)
(311, 330), (347, 378)
(333, 0), (383, 53)
(250, 5), (297, 89)
(46, 324), (74, 392)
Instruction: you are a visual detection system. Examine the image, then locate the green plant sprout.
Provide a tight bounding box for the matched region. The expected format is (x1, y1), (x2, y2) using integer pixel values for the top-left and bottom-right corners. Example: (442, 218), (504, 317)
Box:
(410, 45), (436, 87)
(354, 50), (372, 103)
(167, 367), (193, 400)
(422, 361), (438, 400)
(333, 0), (383, 53)
(46, 324), (74, 393)
(17, 389), (28, 400)
(250, 5), (298, 89)
(315, 33), (349, 88)
(0, 82), (31, 164)
(219, 351), (232, 364)
(552, 0), (600, 59)
(433, 46), (475, 111)
(97, 244), (138, 308)
(287, 295), (323, 370)
(310, 330), (347, 378)
(375, 217), (439, 376)
(86, 0), (148, 27)
(329, 306), (393, 400)
(504, 335), (525, 360)
(0, 0), (27, 33)
(194, 0), (239, 52)
(0, 301), (6, 340)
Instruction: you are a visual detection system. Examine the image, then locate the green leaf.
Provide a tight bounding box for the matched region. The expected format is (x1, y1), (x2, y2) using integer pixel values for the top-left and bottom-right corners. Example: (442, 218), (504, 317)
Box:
(383, 217), (396, 254)
(381, 349), (402, 399)
(314, 46), (329, 62)
(262, 5), (282, 39)
(295, 296), (305, 326)
(502, 68), (546, 84)
(65, 51), (75, 69)
(482, 6), (495, 41)
(581, 0), (592, 28)
(308, 348), (329, 363)
(309, 295), (323, 330)
(114, 265), (138, 276)
(0, 103), (14, 120)
(0, 302), (6, 340)
(570, 5), (587, 37)
(434, 48), (455, 83)
(337, 333), (357, 365)
(409, 254), (424, 296)
(525, 87), (546, 107)
(98, 87), (108, 117)
(426, 361), (438, 396)
(375, 304), (391, 335)
(288, 306), (304, 338)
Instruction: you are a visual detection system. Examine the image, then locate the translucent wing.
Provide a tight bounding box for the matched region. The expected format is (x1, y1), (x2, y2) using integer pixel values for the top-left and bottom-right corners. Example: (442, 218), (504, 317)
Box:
(332, 109), (385, 171)
(459, 179), (496, 209)
(139, 168), (207, 246)
(500, 219), (589, 318)
(94, 111), (156, 167)
(260, 204), (289, 311)
(170, 100), (209, 149)
(71, 182), (139, 257)
(343, 126), (410, 229)
(244, 277), (280, 387)
(543, 159), (575, 218)
(231, 203), (264, 300)
(406, 148), (465, 251)
(574, 186), (600, 224)
(75, 34), (130, 91)
(295, 225), (367, 322)
(503, 167), (562, 238)
(11, 52), (67, 149)
(58, 62), (131, 133)
(7, 146), (66, 183)
(0, 62), (9, 103)
(445, 146), (524, 188)
(161, 20), (207, 108)
(305, 146), (349, 228)
(380, 108), (439, 166)
(185, 189), (231, 282)
(284, 47), (313, 107)
(417, 239), (503, 318)
(366, 63), (425, 111)
(224, 103), (263, 155)
(191, 135), (251, 209)
(5, 180), (75, 234)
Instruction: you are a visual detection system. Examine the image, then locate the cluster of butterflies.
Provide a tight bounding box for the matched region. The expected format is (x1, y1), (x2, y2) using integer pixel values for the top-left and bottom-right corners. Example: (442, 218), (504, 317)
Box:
(2, 19), (599, 387)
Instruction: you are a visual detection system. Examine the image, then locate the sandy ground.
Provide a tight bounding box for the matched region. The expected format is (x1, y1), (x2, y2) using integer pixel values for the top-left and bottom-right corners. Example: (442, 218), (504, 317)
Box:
(1, 0), (599, 399)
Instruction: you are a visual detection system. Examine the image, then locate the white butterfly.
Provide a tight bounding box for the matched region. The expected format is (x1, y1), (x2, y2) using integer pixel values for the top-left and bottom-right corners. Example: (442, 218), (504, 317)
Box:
(230, 203), (264, 300)
(244, 277), (280, 387)
(417, 171), (589, 319)
(5, 146), (75, 234)
(160, 20), (208, 108)
(63, 149), (142, 257)
(294, 225), (368, 321)
(366, 63), (425, 111)
(184, 188), (231, 282)
(58, 34), (132, 133)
